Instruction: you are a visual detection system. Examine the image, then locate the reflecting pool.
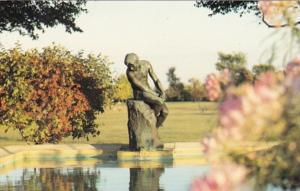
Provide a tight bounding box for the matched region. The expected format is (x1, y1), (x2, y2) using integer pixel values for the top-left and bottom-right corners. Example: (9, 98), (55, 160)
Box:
(0, 160), (209, 191)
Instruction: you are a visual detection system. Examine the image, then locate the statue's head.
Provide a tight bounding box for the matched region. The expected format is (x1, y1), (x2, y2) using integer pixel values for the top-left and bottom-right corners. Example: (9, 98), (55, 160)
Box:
(125, 53), (139, 70)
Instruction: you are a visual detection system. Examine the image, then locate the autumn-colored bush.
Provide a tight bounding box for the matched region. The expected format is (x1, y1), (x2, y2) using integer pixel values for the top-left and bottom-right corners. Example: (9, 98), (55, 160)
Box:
(0, 45), (113, 144)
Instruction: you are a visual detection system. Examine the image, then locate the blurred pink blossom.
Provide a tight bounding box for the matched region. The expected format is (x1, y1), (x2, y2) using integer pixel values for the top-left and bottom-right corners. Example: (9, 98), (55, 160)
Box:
(197, 59), (300, 191)
(202, 136), (217, 154)
(255, 71), (279, 87)
(219, 69), (231, 84)
(258, 0), (298, 27)
(191, 164), (247, 191)
(219, 96), (243, 128)
(205, 73), (222, 101)
(205, 70), (232, 101)
(258, 0), (272, 15)
(213, 72), (283, 142)
(285, 57), (300, 77)
(288, 76), (300, 92)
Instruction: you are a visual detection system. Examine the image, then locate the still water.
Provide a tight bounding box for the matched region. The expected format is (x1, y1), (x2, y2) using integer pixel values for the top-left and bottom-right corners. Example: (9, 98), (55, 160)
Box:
(0, 161), (209, 191)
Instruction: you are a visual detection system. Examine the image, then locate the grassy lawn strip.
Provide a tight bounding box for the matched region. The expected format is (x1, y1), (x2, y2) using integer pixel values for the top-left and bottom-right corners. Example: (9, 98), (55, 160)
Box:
(0, 102), (218, 146)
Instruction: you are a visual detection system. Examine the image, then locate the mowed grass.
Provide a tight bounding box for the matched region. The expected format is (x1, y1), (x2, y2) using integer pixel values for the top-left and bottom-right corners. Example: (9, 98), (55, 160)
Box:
(0, 102), (218, 146)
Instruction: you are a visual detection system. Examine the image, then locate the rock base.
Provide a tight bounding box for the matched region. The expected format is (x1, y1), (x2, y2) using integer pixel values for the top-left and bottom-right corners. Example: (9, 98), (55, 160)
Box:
(127, 100), (163, 151)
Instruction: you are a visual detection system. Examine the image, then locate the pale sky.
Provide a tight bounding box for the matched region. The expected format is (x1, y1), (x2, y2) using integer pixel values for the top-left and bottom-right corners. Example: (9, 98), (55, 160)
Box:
(0, 1), (283, 85)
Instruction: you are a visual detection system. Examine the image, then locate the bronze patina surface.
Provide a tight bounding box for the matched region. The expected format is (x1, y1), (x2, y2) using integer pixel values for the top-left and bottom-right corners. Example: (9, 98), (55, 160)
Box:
(125, 53), (168, 151)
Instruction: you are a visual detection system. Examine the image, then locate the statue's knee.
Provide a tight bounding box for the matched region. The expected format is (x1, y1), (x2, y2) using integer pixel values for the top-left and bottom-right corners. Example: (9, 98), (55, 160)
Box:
(158, 100), (164, 105)
(162, 108), (169, 116)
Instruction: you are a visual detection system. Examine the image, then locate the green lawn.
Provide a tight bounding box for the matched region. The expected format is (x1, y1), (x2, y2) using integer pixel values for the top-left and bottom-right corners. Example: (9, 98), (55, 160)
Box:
(0, 102), (218, 146)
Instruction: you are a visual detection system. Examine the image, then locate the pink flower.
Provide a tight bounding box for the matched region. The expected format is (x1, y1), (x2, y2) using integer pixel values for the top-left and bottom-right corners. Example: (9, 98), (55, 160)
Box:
(191, 164), (247, 191)
(255, 71), (278, 87)
(205, 74), (222, 101)
(205, 70), (233, 101)
(212, 75), (283, 142)
(191, 178), (218, 191)
(288, 76), (300, 92)
(202, 136), (217, 154)
(258, 0), (272, 15)
(219, 97), (245, 133)
(284, 58), (300, 88)
(254, 84), (280, 102)
(258, 0), (298, 27)
(285, 57), (300, 77)
(257, 1), (294, 16)
(219, 69), (231, 85)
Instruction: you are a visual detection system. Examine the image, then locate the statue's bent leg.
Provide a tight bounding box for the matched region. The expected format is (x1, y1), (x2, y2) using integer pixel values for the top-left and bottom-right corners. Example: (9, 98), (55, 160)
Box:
(140, 92), (167, 148)
(141, 92), (169, 128)
(142, 92), (164, 105)
(156, 103), (168, 128)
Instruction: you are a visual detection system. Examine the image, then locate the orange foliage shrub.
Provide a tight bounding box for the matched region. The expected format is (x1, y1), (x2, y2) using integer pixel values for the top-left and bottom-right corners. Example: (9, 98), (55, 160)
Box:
(0, 45), (113, 144)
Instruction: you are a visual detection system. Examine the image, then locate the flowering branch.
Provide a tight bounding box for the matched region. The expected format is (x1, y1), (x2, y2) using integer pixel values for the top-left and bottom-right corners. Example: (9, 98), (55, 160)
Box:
(262, 13), (300, 28)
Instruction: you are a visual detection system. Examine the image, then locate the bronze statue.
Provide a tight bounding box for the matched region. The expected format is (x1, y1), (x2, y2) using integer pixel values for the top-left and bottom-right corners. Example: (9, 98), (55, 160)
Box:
(125, 53), (168, 128)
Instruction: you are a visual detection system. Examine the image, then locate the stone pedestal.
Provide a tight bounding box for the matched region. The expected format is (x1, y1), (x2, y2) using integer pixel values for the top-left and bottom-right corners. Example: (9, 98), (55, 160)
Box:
(127, 100), (163, 151)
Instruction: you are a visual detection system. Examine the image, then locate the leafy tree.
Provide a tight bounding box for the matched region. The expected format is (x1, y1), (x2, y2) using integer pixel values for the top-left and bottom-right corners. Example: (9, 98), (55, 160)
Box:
(165, 69), (206, 101)
(75, 52), (114, 113)
(187, 78), (206, 101)
(215, 52), (253, 85)
(166, 67), (181, 87)
(0, 1), (87, 39)
(215, 52), (247, 72)
(234, 67), (254, 86)
(252, 64), (275, 79)
(0, 45), (113, 144)
(113, 74), (132, 102)
(165, 67), (185, 101)
(181, 87), (193, 102)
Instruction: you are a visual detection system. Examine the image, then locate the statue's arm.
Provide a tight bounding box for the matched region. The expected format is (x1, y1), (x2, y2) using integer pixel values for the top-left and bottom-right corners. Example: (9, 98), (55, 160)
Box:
(127, 71), (151, 93)
(148, 62), (166, 98)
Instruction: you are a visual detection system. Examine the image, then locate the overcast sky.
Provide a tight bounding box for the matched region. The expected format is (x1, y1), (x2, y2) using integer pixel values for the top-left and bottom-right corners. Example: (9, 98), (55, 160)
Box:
(0, 1), (283, 85)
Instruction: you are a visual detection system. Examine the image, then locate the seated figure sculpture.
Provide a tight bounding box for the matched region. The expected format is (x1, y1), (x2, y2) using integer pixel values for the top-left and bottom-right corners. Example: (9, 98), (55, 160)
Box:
(125, 53), (168, 150)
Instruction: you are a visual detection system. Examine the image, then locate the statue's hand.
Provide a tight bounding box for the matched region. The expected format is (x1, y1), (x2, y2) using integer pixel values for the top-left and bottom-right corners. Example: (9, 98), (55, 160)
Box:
(145, 88), (154, 94)
(159, 92), (166, 100)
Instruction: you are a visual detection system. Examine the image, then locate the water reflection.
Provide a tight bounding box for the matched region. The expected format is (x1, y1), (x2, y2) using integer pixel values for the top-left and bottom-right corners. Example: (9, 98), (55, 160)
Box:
(0, 164), (298, 191)
(0, 167), (166, 191)
(0, 168), (100, 191)
(0, 165), (206, 191)
(129, 168), (164, 191)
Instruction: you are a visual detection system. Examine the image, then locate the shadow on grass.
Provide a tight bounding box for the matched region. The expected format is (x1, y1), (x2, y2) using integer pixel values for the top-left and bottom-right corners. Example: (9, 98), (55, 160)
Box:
(0, 146), (13, 154)
(197, 112), (218, 115)
(0, 136), (10, 141)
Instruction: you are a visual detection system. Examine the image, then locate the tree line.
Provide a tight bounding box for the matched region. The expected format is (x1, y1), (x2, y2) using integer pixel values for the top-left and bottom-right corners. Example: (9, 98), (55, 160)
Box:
(164, 52), (275, 101)
(114, 51), (277, 102)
